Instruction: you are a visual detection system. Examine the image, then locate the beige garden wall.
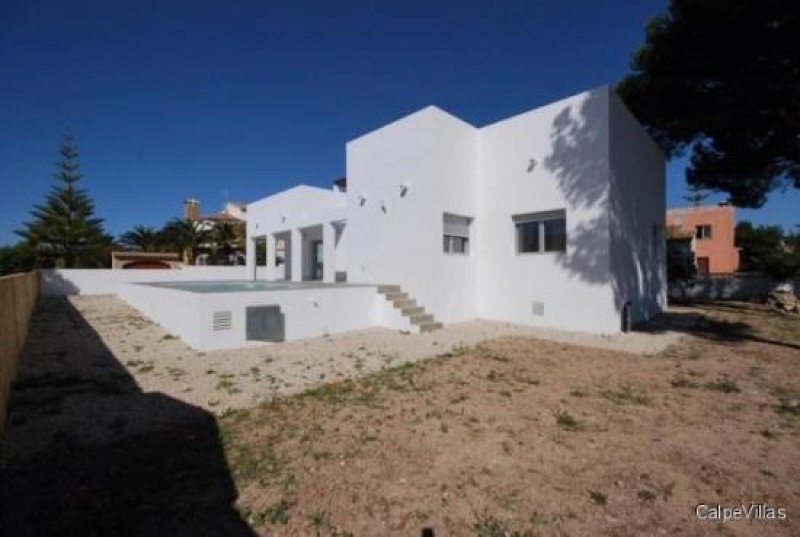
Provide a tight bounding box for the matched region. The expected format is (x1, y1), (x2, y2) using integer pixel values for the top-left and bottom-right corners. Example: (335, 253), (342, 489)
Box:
(0, 272), (39, 435)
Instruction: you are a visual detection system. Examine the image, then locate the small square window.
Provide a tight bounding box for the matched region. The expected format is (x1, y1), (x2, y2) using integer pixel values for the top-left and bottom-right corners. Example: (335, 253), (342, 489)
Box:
(443, 213), (472, 255)
(695, 225), (713, 239)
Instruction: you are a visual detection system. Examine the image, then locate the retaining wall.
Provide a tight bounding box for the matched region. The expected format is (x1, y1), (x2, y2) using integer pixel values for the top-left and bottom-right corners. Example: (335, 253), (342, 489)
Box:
(671, 274), (799, 301)
(0, 272), (40, 434)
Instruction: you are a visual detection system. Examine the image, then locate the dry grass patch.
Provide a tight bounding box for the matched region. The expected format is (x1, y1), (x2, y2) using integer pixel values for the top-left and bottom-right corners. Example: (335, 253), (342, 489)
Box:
(220, 302), (800, 536)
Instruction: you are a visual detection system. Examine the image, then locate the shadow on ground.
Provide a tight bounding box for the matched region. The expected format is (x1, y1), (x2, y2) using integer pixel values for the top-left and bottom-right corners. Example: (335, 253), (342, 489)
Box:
(0, 297), (255, 537)
(638, 300), (800, 351)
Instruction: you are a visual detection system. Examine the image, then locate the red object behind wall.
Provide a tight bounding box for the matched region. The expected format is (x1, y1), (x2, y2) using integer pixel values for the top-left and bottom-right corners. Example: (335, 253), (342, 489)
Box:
(122, 260), (172, 269)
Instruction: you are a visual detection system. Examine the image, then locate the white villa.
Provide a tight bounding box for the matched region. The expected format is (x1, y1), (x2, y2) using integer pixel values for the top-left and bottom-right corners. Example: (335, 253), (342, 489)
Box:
(42, 86), (666, 350)
(245, 86), (666, 336)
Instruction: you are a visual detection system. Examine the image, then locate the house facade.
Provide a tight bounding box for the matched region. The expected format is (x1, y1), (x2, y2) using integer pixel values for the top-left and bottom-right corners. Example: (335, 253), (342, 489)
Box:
(666, 203), (739, 275)
(184, 199), (248, 265)
(111, 251), (181, 269)
(246, 86), (666, 334)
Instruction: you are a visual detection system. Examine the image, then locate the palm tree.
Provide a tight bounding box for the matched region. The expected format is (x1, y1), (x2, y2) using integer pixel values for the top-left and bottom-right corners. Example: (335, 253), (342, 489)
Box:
(118, 225), (162, 252)
(211, 221), (240, 265)
(161, 218), (209, 265)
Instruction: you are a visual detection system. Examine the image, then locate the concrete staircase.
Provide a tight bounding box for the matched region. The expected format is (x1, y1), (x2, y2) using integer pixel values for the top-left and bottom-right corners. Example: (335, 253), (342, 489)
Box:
(377, 285), (443, 333)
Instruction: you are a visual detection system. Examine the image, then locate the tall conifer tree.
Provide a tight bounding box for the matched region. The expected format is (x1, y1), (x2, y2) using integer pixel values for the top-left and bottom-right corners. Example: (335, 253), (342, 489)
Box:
(17, 135), (109, 268)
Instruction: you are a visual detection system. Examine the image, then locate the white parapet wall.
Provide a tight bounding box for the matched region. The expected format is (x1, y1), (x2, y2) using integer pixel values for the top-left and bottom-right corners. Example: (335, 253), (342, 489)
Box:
(119, 282), (385, 351)
(118, 282), (205, 347)
(39, 268), (416, 350)
(39, 267), (267, 296)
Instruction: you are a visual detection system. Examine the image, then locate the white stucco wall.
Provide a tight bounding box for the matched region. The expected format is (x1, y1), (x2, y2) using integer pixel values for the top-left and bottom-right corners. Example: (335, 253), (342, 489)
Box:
(608, 90), (667, 324)
(344, 106), (479, 323)
(118, 282), (205, 347)
(121, 283), (381, 351)
(246, 185), (346, 281)
(477, 87), (619, 333)
(246, 185), (347, 235)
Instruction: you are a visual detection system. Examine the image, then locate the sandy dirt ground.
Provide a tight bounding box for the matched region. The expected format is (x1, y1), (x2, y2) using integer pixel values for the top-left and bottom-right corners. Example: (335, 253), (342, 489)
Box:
(1, 297), (797, 536)
(25, 295), (681, 415)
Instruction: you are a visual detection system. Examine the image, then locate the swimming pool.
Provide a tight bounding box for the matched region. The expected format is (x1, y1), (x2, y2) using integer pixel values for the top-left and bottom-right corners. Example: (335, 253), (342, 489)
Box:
(119, 280), (386, 350)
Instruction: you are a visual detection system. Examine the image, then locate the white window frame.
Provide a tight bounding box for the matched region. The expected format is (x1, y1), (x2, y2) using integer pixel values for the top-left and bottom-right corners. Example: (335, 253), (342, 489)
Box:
(443, 213), (472, 256)
(513, 209), (567, 254)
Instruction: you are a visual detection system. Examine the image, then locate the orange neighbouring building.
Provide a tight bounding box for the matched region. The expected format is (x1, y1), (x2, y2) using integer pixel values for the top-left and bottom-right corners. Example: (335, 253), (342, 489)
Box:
(666, 203), (740, 275)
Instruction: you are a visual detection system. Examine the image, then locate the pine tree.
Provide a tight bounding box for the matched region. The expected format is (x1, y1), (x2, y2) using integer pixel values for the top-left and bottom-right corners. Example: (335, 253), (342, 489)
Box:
(16, 135), (110, 268)
(617, 1), (800, 208)
(683, 182), (708, 207)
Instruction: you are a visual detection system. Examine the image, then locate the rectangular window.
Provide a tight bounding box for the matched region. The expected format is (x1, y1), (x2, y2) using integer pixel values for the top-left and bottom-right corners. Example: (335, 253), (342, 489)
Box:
(695, 225), (712, 239)
(275, 239), (286, 266)
(443, 213), (472, 255)
(513, 209), (567, 254)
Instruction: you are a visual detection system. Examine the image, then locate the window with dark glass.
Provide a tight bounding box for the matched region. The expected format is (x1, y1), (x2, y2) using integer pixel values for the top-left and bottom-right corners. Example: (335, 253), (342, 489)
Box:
(695, 225), (712, 239)
(513, 209), (567, 254)
(516, 221), (540, 253)
(543, 218), (567, 252)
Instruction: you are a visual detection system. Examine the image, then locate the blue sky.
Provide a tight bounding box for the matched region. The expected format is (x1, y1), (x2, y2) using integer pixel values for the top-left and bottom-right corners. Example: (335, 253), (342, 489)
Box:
(1, 0), (797, 245)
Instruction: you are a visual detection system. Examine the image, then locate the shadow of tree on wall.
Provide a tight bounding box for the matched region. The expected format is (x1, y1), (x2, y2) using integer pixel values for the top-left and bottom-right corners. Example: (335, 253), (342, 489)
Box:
(0, 297), (256, 537)
(543, 90), (613, 287)
(544, 88), (666, 324)
(39, 270), (81, 295)
(544, 95), (610, 212)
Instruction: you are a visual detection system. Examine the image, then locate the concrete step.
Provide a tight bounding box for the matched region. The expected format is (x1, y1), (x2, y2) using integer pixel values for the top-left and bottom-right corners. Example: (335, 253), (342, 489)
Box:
(377, 284), (401, 293)
(410, 313), (434, 325)
(401, 306), (425, 316)
(392, 298), (417, 309)
(376, 285), (442, 333)
(419, 322), (443, 333)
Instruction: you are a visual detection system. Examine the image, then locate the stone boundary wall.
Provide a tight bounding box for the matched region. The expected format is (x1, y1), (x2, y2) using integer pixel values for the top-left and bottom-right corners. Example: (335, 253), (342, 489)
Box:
(670, 274), (799, 301)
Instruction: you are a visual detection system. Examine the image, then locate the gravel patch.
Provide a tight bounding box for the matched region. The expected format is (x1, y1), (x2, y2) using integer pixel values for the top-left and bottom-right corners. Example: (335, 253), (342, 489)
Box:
(69, 295), (682, 413)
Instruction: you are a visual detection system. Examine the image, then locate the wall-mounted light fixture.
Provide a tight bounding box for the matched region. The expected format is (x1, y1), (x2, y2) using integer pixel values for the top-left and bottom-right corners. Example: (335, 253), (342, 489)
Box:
(357, 194), (367, 206)
(280, 214), (287, 223)
(380, 199), (387, 214)
(399, 182), (410, 197)
(527, 158), (538, 173)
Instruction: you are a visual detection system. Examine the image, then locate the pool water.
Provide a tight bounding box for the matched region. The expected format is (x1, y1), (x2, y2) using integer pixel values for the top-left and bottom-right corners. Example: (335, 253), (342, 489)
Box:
(141, 280), (357, 293)
(142, 280), (289, 293)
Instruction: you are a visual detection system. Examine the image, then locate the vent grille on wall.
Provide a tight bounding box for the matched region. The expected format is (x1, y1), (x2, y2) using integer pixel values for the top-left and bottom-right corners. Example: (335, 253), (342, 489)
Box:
(213, 311), (233, 331)
(532, 301), (545, 316)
